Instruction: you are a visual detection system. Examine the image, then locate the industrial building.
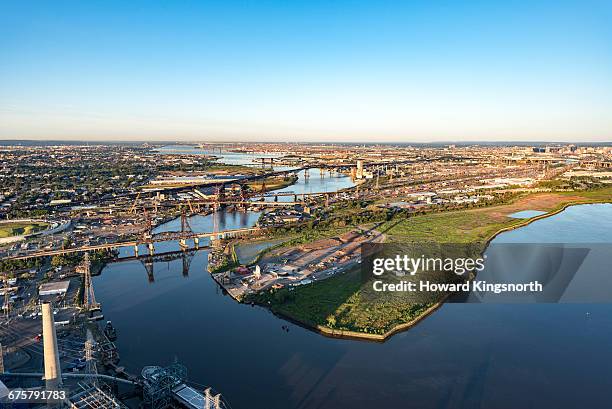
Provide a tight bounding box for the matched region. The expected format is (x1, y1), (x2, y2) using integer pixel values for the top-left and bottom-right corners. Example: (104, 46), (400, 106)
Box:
(38, 280), (70, 296)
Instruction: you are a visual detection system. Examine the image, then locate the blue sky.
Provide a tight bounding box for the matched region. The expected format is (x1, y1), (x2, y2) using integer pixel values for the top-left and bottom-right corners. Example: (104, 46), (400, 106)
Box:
(1, 0), (611, 142)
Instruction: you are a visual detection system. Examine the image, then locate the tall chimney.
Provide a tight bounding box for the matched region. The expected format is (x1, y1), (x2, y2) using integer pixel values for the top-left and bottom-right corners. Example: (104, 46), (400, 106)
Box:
(41, 303), (62, 390)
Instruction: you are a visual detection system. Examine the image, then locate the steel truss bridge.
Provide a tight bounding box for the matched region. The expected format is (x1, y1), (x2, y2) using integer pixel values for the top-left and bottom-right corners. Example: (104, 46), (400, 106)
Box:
(3, 226), (260, 261)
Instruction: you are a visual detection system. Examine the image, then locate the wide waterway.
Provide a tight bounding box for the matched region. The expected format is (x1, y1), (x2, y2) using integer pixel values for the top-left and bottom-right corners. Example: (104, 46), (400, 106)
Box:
(156, 144), (285, 167)
(94, 204), (612, 409)
(156, 144), (357, 200)
(262, 168), (355, 202)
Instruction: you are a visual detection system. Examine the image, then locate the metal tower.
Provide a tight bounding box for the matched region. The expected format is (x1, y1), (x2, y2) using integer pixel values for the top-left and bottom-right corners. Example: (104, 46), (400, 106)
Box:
(0, 343), (4, 373)
(84, 330), (98, 386)
(3, 279), (10, 319)
(141, 364), (186, 409)
(81, 252), (100, 311)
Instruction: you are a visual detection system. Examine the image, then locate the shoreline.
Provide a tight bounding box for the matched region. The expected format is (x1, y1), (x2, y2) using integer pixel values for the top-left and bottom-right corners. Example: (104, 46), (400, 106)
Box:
(482, 199), (609, 248)
(250, 199), (612, 342)
(268, 295), (448, 342)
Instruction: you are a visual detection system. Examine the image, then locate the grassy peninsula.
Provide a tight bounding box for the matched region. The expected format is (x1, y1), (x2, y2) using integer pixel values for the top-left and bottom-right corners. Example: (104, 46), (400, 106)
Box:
(249, 187), (612, 340)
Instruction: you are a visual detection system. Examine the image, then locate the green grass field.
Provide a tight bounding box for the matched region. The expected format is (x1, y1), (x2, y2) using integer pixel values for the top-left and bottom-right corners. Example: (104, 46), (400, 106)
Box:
(247, 175), (297, 192)
(248, 268), (434, 335)
(0, 221), (49, 238)
(380, 211), (518, 243)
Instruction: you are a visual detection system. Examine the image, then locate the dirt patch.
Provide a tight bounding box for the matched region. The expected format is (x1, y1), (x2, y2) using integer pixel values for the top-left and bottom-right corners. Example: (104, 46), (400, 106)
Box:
(300, 238), (342, 251)
(468, 193), (586, 221)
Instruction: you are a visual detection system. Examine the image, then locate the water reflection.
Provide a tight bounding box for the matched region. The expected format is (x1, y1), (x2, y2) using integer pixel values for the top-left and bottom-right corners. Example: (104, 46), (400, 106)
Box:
(94, 205), (612, 409)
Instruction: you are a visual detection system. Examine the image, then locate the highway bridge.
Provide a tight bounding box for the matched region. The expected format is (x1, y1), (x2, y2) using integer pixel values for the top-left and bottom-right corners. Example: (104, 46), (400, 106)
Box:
(3, 226), (261, 261)
(68, 189), (350, 215)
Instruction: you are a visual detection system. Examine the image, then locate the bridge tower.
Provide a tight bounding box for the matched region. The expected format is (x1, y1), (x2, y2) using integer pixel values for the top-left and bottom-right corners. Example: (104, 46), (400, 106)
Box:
(181, 252), (194, 277)
(179, 210), (193, 250)
(80, 252), (100, 311)
(204, 388), (223, 409)
(129, 192), (141, 215)
(143, 258), (155, 282)
(84, 330), (98, 386)
(239, 184), (249, 210)
(142, 206), (154, 255)
(153, 194), (160, 215)
(210, 198), (220, 247)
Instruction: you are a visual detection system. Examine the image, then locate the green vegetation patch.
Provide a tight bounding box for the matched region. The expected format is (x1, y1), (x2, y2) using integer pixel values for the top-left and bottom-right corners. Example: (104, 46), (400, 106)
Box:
(247, 175), (297, 192)
(0, 221), (49, 238)
(380, 210), (522, 243)
(248, 269), (433, 335)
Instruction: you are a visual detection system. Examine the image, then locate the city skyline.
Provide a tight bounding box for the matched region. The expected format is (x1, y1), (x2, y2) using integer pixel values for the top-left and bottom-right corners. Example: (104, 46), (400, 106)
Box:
(1, 0), (611, 142)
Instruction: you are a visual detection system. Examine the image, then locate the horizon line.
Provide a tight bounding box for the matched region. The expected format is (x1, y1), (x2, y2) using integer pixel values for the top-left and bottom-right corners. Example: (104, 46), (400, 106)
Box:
(1, 138), (612, 146)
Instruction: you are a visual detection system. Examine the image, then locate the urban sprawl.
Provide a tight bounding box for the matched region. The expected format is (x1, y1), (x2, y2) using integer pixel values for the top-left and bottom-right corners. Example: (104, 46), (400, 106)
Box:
(1, 141), (612, 408)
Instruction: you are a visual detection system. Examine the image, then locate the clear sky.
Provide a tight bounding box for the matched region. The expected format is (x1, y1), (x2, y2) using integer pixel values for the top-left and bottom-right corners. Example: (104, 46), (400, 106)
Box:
(1, 0), (611, 142)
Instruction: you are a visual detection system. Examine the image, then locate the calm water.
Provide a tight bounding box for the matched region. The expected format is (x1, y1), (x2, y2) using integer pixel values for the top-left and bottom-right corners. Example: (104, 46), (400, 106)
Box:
(507, 209), (547, 218)
(116, 210), (262, 257)
(156, 145), (356, 200)
(94, 204), (612, 409)
(156, 145), (290, 168)
(261, 168), (355, 203)
(235, 238), (287, 264)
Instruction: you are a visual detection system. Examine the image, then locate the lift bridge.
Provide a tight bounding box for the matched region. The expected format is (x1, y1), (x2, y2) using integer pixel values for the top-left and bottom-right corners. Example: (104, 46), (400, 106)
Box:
(5, 219), (261, 261)
(131, 210), (213, 282)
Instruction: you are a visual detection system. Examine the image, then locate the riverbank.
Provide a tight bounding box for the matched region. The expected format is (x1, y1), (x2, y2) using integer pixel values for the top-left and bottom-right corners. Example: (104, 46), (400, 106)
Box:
(246, 174), (298, 192)
(251, 187), (612, 341)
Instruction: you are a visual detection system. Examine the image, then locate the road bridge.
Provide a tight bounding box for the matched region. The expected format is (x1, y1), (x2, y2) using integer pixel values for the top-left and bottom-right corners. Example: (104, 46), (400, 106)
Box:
(71, 190), (350, 214)
(216, 200), (303, 206)
(3, 226), (261, 261)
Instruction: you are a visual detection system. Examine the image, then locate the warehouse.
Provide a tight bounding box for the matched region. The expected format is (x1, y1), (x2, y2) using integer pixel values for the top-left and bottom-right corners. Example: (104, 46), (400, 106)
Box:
(39, 281), (70, 296)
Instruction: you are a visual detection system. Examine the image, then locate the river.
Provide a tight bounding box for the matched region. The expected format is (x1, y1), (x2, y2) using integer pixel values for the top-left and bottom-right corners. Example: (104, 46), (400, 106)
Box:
(262, 168), (355, 202)
(156, 144), (356, 201)
(155, 144), (289, 168)
(94, 204), (612, 409)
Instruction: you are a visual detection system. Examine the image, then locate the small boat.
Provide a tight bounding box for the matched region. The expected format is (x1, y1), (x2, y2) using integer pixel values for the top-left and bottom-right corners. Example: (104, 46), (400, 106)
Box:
(104, 320), (117, 341)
